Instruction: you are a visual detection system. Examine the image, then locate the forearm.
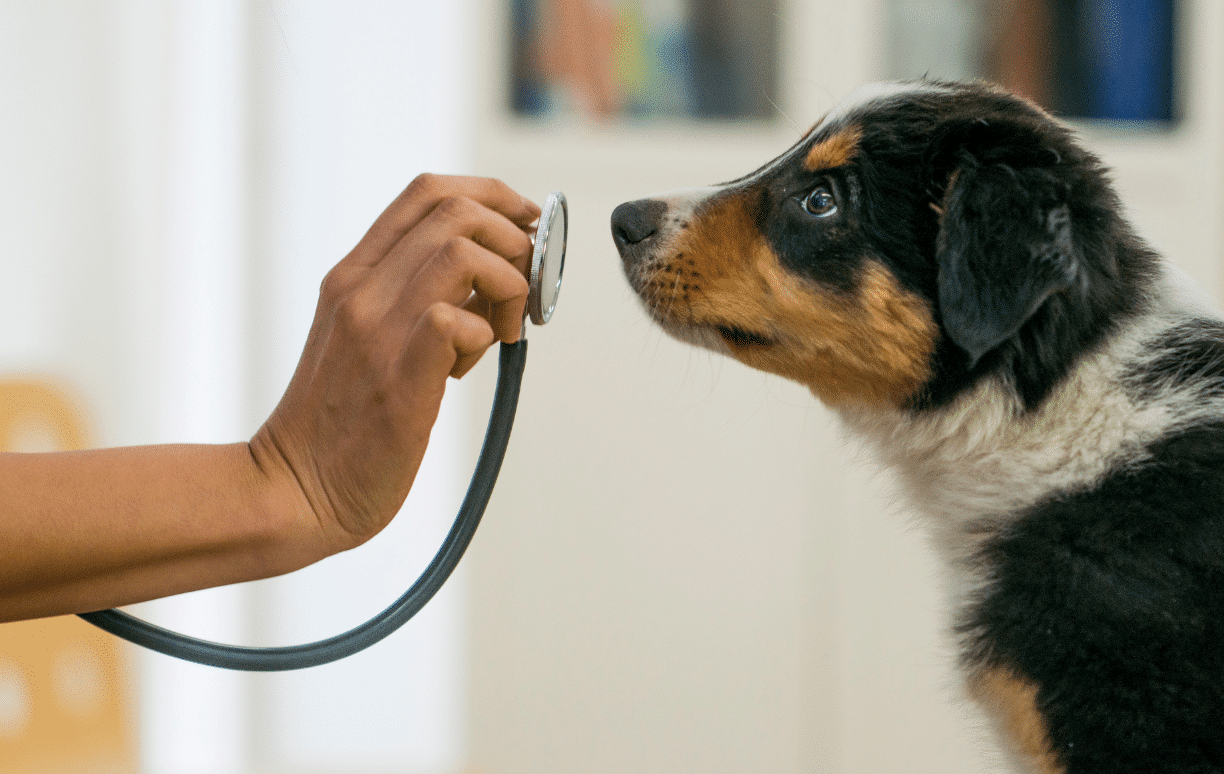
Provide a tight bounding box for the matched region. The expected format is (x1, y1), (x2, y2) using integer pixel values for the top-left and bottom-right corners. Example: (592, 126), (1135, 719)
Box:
(0, 443), (323, 622)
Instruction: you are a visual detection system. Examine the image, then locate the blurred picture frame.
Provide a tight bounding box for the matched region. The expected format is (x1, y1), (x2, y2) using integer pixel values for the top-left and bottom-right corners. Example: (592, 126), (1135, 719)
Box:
(509, 0), (781, 121)
(886, 0), (1179, 125)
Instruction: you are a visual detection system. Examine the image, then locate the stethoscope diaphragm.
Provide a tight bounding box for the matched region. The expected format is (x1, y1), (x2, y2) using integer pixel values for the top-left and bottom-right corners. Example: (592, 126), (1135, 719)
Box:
(528, 191), (566, 326)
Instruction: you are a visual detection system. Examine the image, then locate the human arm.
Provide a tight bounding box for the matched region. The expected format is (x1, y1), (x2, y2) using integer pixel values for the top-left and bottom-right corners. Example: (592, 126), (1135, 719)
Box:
(0, 174), (539, 623)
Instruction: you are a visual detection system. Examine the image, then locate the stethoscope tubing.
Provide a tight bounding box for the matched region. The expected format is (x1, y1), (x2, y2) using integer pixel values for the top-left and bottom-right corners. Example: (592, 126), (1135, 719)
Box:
(77, 339), (528, 671)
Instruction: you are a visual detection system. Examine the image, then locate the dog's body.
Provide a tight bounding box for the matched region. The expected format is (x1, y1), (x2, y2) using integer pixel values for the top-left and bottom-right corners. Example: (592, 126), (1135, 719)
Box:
(612, 81), (1224, 773)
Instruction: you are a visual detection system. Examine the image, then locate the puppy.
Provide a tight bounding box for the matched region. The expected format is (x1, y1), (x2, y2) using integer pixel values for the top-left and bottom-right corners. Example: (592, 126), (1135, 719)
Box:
(612, 80), (1224, 774)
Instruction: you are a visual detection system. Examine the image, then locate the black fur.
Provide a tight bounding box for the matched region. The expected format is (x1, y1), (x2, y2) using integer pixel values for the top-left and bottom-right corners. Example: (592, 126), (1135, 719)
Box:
(858, 86), (1156, 411)
(1126, 319), (1224, 401)
(935, 163), (1082, 367)
(730, 82), (1159, 411)
(963, 424), (1224, 773)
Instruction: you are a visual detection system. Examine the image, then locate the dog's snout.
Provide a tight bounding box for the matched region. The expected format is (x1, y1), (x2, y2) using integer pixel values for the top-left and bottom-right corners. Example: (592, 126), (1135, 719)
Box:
(611, 199), (667, 254)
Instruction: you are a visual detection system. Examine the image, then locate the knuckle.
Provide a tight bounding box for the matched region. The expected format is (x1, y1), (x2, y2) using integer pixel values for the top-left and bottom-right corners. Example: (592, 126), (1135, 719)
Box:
(479, 177), (509, 198)
(335, 290), (382, 336)
(441, 233), (474, 257)
(319, 266), (350, 303)
(422, 302), (459, 337)
(437, 235), (476, 272)
(434, 194), (477, 222)
(405, 172), (441, 201)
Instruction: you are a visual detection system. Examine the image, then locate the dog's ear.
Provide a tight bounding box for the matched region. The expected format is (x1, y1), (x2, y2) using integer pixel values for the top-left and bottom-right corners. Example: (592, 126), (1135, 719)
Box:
(930, 121), (1082, 367)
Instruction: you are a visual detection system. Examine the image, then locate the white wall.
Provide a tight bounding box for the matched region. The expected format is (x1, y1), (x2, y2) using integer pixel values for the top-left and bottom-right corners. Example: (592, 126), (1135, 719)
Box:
(246, 3), (476, 772)
(0, 1), (476, 773)
(0, 2), (118, 410)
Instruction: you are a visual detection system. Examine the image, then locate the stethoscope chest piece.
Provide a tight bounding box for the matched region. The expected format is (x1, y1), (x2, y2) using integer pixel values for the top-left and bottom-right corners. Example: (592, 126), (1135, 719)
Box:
(528, 191), (566, 326)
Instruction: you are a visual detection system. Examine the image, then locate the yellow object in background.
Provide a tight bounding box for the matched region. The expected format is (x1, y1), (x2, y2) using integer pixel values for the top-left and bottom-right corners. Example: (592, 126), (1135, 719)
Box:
(0, 381), (138, 774)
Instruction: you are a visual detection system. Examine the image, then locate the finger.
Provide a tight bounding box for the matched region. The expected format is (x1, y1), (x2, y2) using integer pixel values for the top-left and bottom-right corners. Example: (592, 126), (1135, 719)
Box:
(362, 234), (525, 352)
(461, 292), (490, 322)
(445, 304), (508, 379)
(399, 304), (496, 392)
(357, 195), (534, 324)
(411, 237), (528, 344)
(461, 291), (528, 346)
(450, 348), (487, 380)
(349, 175), (540, 267)
(392, 194), (535, 275)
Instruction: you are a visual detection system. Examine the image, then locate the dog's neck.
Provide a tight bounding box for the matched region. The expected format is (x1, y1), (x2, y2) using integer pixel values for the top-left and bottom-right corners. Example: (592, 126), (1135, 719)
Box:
(831, 267), (1214, 568)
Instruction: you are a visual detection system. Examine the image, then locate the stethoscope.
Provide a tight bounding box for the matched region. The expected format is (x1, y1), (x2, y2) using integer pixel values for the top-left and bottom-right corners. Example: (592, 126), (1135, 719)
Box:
(77, 191), (568, 671)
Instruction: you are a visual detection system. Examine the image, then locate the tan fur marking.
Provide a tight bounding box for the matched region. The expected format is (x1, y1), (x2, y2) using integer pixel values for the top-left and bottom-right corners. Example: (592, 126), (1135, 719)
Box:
(971, 668), (1066, 774)
(803, 127), (861, 171)
(646, 191), (938, 407)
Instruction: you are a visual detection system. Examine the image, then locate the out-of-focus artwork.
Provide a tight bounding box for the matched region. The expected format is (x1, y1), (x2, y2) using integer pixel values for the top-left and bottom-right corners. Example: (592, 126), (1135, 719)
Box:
(510, 0), (780, 120)
(886, 0), (1178, 124)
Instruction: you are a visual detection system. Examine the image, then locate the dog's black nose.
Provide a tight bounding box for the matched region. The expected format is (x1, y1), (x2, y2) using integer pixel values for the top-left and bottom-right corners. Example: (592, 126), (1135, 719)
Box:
(611, 199), (667, 253)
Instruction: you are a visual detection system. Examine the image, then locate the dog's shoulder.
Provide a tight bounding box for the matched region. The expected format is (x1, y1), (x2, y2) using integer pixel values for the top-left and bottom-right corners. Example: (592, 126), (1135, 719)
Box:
(963, 428), (1224, 772)
(960, 282), (1224, 772)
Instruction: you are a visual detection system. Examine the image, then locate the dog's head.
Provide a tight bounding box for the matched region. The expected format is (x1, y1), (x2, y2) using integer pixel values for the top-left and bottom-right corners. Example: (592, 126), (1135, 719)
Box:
(613, 80), (1151, 411)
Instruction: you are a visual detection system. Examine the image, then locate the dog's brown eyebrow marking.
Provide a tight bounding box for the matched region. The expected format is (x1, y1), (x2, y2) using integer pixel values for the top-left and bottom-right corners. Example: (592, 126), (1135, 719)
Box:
(803, 126), (861, 171)
(971, 668), (1066, 774)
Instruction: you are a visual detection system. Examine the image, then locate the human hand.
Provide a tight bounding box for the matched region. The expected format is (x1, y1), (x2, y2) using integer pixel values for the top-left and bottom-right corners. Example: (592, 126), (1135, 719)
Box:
(250, 174), (541, 558)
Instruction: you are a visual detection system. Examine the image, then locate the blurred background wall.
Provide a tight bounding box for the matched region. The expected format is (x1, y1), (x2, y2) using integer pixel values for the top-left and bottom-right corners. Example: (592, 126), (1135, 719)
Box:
(0, 2), (476, 772)
(0, 2), (1221, 773)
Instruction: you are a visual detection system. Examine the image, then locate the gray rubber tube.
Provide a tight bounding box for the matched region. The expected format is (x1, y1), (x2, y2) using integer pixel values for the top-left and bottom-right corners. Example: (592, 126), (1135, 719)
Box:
(77, 340), (527, 671)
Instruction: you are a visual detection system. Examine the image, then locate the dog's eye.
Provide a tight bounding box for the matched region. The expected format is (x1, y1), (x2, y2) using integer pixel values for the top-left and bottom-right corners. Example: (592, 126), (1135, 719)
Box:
(803, 186), (838, 217)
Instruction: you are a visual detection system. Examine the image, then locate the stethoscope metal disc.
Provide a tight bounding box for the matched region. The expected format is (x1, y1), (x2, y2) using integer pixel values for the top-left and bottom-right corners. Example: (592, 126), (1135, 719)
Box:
(528, 191), (566, 325)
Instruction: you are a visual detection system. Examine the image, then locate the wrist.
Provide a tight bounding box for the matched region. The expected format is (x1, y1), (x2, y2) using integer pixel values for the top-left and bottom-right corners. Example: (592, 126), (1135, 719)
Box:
(243, 432), (337, 574)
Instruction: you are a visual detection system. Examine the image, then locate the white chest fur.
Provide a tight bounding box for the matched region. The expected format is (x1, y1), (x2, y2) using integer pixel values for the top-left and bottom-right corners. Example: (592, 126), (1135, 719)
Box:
(836, 266), (1224, 599)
